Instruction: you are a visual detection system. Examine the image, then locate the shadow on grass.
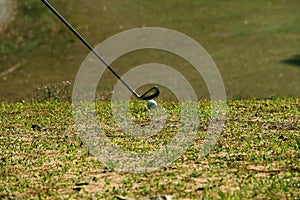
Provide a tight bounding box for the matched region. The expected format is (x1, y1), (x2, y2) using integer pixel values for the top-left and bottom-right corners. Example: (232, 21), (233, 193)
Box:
(282, 54), (300, 67)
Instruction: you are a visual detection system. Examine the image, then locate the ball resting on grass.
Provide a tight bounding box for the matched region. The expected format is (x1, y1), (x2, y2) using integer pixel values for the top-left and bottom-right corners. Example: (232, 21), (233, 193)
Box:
(147, 99), (157, 110)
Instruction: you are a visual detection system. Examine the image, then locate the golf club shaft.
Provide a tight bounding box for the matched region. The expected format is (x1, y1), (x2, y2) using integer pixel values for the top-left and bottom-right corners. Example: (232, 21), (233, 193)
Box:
(41, 0), (139, 98)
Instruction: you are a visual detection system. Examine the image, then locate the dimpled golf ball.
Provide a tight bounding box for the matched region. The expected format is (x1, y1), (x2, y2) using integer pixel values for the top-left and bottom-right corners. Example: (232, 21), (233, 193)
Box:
(147, 99), (157, 109)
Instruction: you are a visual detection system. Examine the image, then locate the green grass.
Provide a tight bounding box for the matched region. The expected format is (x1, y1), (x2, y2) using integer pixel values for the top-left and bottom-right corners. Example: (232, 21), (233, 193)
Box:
(0, 0), (300, 101)
(0, 99), (299, 199)
(0, 1), (299, 199)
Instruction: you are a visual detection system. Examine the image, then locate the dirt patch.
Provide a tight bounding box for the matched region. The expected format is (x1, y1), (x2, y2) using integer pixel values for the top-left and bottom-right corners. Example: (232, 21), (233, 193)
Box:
(0, 0), (15, 34)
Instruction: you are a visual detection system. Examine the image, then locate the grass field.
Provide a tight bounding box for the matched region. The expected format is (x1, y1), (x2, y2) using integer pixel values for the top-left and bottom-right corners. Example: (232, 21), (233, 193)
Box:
(0, 99), (299, 199)
(0, 0), (300, 199)
(0, 0), (300, 101)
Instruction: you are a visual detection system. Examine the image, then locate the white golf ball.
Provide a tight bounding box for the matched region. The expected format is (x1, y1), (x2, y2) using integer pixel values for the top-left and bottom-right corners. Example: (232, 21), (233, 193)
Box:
(147, 99), (157, 109)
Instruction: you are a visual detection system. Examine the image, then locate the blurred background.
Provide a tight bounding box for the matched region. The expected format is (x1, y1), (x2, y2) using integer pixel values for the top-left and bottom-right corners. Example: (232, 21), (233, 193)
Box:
(0, 0), (299, 102)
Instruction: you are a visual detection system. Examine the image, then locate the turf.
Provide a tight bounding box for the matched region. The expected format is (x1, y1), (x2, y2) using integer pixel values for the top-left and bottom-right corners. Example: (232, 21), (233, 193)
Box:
(0, 1), (299, 199)
(0, 0), (300, 101)
(0, 99), (299, 199)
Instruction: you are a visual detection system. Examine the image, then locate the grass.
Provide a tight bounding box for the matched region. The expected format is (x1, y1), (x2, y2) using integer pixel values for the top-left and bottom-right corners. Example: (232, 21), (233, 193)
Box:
(0, 99), (299, 199)
(0, 0), (300, 101)
(0, 1), (299, 199)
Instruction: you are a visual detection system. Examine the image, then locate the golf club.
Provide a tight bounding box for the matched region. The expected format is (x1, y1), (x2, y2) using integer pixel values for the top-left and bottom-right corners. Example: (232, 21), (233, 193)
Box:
(41, 0), (160, 100)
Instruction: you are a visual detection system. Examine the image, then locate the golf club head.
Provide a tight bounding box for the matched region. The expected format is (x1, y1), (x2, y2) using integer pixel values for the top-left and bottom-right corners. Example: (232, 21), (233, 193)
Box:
(140, 86), (160, 100)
